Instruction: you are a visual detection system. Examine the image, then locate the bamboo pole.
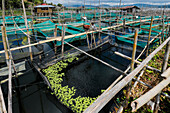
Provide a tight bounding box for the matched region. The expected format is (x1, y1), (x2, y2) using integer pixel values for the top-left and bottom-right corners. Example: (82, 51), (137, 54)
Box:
(2, 0), (5, 27)
(84, 0), (85, 17)
(0, 85), (7, 113)
(2, 1), (12, 113)
(1, 26), (9, 64)
(8, 59), (12, 113)
(146, 16), (153, 57)
(125, 29), (138, 107)
(54, 25), (58, 54)
(162, 11), (165, 41)
(21, 0), (33, 61)
(90, 34), (93, 48)
(123, 19), (125, 32)
(63, 7), (65, 23)
(131, 29), (138, 71)
(64, 41), (126, 75)
(86, 32), (90, 49)
(114, 52), (160, 72)
(83, 37), (170, 113)
(58, 9), (60, 24)
(61, 25), (66, 57)
(131, 68), (170, 112)
(97, 0), (102, 43)
(3, 20), (25, 113)
(92, 33), (96, 47)
(161, 41), (170, 73)
(154, 40), (170, 113)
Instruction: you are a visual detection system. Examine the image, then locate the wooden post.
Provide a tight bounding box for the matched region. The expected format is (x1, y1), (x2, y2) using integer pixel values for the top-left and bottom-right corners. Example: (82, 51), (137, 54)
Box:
(8, 59), (12, 113)
(58, 9), (60, 24)
(1, 26), (9, 64)
(86, 33), (90, 49)
(123, 19), (125, 32)
(63, 7), (65, 23)
(31, 6), (34, 21)
(98, 31), (102, 43)
(162, 11), (165, 41)
(71, 8), (73, 21)
(131, 29), (138, 71)
(125, 29), (138, 107)
(98, 1), (102, 43)
(161, 41), (170, 72)
(146, 16), (153, 57)
(22, 0), (33, 61)
(84, 0), (85, 17)
(0, 85), (7, 113)
(54, 25), (58, 54)
(166, 19), (169, 38)
(92, 33), (96, 47)
(168, 24), (170, 37)
(61, 25), (65, 57)
(2, 0), (5, 27)
(90, 34), (93, 48)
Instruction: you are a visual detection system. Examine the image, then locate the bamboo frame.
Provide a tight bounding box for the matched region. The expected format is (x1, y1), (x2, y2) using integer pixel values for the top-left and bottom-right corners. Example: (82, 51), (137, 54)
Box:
(83, 37), (170, 113)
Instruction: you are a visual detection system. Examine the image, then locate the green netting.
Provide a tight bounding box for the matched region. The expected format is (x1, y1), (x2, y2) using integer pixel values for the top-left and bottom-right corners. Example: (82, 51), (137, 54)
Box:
(57, 26), (81, 34)
(67, 25), (85, 32)
(66, 21), (90, 26)
(116, 30), (160, 48)
(0, 18), (32, 26)
(55, 34), (87, 46)
(33, 20), (56, 31)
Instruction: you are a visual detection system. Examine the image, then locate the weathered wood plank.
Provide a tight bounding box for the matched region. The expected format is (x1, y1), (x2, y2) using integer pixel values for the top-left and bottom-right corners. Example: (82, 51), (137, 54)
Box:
(131, 68), (170, 112)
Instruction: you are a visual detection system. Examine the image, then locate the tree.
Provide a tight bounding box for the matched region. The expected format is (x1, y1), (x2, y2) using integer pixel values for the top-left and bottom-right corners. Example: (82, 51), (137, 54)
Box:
(57, 3), (62, 7)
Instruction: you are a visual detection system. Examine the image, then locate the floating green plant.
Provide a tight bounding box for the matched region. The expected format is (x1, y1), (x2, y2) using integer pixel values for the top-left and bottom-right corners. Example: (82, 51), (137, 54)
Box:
(42, 54), (98, 113)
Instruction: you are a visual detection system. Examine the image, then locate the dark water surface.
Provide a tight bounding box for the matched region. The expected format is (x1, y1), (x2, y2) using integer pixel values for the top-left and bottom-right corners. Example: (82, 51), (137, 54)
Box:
(1, 39), (142, 113)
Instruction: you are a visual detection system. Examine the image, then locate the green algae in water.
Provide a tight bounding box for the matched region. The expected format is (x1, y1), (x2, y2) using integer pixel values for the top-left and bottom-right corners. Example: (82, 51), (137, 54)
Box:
(42, 54), (99, 113)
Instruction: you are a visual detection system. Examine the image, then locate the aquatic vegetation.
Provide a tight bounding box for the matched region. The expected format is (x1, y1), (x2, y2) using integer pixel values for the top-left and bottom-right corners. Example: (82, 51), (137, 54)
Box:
(42, 54), (98, 113)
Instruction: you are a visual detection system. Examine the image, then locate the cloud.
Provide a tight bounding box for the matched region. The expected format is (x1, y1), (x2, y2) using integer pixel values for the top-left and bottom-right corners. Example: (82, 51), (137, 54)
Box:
(46, 0), (170, 6)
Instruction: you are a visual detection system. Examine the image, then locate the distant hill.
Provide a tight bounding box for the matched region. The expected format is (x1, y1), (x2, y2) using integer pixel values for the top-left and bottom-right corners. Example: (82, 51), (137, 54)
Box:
(69, 3), (170, 8)
(122, 4), (170, 8)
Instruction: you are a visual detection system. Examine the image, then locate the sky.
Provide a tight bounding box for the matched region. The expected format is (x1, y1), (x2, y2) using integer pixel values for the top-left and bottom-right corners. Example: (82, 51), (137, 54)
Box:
(46, 0), (170, 6)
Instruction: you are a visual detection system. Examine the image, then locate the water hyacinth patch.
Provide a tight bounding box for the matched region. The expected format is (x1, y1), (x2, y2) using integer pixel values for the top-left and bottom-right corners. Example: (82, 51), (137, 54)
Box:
(42, 54), (98, 113)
